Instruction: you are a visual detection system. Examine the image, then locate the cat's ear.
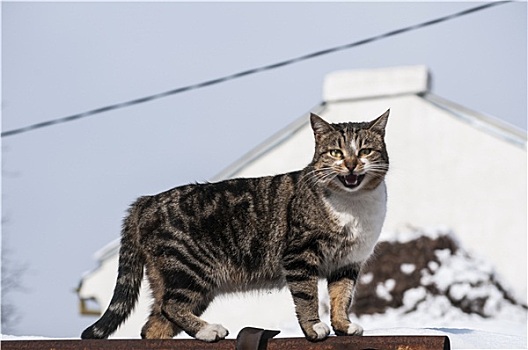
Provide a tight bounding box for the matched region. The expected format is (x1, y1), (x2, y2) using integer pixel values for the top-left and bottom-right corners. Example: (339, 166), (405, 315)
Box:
(368, 109), (390, 136)
(310, 113), (334, 140)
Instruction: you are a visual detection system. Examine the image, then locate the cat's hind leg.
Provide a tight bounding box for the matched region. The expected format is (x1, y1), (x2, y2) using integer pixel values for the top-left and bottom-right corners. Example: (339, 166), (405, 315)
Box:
(158, 263), (228, 342)
(141, 263), (181, 339)
(147, 230), (227, 342)
(161, 289), (227, 342)
(141, 311), (180, 339)
(142, 283), (225, 341)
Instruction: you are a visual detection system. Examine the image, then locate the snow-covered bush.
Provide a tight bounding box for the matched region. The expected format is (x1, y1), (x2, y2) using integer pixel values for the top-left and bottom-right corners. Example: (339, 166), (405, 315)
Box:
(351, 227), (526, 318)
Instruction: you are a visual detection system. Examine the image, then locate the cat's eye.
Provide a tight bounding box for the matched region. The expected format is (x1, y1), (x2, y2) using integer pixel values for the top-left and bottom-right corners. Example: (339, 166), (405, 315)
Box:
(358, 148), (373, 157)
(328, 149), (344, 159)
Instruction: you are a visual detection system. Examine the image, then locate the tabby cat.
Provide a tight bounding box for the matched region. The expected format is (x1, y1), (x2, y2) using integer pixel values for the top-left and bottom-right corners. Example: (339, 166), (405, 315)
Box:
(81, 110), (390, 342)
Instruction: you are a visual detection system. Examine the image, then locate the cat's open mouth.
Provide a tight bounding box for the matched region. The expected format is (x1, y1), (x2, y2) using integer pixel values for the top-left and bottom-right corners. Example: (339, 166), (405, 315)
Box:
(338, 173), (365, 189)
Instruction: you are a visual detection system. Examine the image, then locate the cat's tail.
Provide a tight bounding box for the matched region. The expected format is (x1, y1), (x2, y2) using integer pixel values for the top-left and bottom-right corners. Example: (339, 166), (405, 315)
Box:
(81, 197), (152, 339)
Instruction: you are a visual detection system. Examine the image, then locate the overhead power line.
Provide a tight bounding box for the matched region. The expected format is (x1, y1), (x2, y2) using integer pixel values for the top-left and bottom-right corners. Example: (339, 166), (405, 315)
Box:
(2, 1), (511, 138)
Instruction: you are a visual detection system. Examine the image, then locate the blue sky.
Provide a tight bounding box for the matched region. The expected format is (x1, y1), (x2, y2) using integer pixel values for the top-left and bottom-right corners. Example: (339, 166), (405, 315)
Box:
(2, 2), (526, 337)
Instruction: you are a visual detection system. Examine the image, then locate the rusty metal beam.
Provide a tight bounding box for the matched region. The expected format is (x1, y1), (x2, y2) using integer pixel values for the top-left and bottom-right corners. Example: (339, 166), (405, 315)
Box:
(1, 328), (450, 350)
(1, 336), (450, 350)
(268, 336), (450, 350)
(1, 339), (236, 350)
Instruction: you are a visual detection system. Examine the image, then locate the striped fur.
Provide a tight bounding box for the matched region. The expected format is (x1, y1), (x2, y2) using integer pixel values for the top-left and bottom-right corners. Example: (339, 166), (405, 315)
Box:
(81, 110), (389, 342)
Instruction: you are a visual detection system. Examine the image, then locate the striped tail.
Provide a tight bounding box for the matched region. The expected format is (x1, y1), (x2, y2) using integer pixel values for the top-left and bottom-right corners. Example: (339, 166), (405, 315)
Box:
(81, 204), (146, 339)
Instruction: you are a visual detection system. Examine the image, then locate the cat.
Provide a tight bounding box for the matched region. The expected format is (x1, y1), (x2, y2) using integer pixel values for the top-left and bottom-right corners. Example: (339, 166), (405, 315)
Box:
(81, 110), (390, 342)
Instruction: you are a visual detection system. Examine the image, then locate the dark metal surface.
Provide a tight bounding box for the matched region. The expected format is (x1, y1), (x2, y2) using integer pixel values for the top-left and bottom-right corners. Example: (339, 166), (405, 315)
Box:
(2, 331), (450, 350)
(236, 327), (281, 350)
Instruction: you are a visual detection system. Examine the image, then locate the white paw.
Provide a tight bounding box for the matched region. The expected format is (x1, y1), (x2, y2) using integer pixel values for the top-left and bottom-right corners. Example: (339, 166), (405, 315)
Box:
(346, 322), (363, 336)
(195, 323), (229, 342)
(312, 322), (331, 340)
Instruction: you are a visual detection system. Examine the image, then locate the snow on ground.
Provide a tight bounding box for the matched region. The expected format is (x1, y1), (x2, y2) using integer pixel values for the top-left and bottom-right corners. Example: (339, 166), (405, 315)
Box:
(355, 302), (527, 349)
(0, 335), (54, 340)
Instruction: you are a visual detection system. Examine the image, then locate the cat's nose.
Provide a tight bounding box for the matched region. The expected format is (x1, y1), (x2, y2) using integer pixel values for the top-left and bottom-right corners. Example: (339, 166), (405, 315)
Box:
(344, 157), (358, 173)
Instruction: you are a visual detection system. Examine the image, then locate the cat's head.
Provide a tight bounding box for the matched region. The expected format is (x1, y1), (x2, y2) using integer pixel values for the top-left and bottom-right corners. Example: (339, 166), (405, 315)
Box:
(309, 110), (389, 193)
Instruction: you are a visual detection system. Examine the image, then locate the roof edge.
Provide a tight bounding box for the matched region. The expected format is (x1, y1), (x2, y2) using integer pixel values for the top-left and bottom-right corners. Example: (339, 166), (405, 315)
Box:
(422, 93), (527, 149)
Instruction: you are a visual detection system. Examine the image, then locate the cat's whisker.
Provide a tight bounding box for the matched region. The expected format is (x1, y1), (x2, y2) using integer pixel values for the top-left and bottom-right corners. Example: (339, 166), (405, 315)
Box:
(366, 168), (388, 175)
(312, 174), (337, 189)
(365, 163), (389, 170)
(368, 167), (389, 172)
(365, 166), (387, 172)
(367, 165), (389, 172)
(297, 167), (335, 191)
(315, 171), (338, 186)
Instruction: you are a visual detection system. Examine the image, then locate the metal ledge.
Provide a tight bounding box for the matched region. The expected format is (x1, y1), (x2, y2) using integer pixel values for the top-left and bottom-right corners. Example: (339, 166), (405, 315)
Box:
(2, 328), (450, 350)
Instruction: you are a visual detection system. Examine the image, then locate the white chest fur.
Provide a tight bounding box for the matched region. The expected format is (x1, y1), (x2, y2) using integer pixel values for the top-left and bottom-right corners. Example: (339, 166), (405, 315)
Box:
(323, 182), (387, 265)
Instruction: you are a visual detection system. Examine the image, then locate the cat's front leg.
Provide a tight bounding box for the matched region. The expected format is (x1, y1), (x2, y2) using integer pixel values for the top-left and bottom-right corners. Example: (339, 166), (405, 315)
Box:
(287, 275), (330, 341)
(327, 263), (363, 336)
(283, 255), (330, 341)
